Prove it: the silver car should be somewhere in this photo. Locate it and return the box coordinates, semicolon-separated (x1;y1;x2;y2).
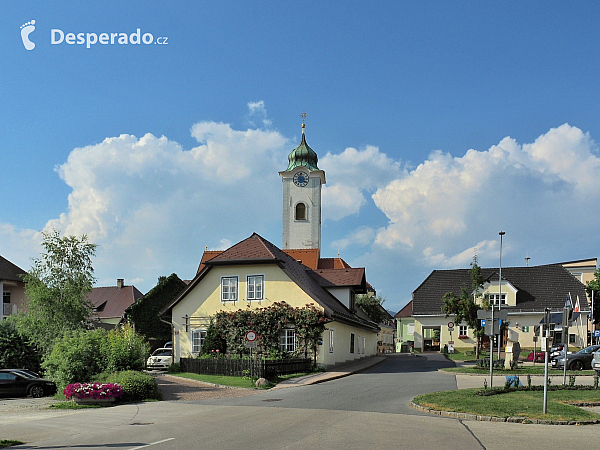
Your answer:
593;349;600;375
146;348;173;370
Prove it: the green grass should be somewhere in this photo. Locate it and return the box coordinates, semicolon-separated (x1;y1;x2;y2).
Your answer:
441;366;596;376
169;371;313;389
49;401;103;409
0;441;24;449
414;388;600;421
168;372;261;388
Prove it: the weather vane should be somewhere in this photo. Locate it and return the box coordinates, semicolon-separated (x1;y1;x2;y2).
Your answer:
300;111;307;134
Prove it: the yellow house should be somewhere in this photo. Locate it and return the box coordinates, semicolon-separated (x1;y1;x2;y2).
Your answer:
412;263;591;352
161;233;379;368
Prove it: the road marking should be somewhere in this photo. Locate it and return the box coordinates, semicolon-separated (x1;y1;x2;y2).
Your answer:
129;438;175;449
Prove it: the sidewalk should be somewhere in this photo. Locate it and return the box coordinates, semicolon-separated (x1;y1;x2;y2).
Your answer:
272;356;386;389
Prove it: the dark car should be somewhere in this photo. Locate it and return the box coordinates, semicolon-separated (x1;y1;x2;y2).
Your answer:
551;345;600;370
0;369;57;398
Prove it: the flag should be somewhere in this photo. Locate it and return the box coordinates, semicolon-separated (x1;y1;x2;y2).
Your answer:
565;294;572;309
574;295;580;313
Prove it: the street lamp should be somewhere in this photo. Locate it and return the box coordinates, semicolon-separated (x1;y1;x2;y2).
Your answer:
498;231;505;359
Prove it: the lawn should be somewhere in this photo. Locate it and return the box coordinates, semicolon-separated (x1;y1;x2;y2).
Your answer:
441;365;596;376
414;388;600;422
167;371;312;388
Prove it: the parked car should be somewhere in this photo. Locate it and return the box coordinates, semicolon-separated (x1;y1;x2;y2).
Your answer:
146;348;173;370
592;350;600;375
549;344;567;360
551;345;600;370
0;369;57;398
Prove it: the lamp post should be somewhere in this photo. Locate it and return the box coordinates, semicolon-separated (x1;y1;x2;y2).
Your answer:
498;231;505;359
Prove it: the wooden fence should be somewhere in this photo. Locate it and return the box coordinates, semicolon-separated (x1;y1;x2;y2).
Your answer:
180;357;312;379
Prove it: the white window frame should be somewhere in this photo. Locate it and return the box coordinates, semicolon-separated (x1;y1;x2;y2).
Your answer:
191;329;207;354
357;334;362;354
459;325;468;337
489;293;506;306
329;328;334;353
363;336;366;354
279;328;297;352
246;274;264;301
221;276;238;302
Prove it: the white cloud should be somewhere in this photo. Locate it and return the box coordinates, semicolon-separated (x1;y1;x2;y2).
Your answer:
331;226;376;251
246;100;273;128
37;107;290;289
320;145;403;221
372;123;600;268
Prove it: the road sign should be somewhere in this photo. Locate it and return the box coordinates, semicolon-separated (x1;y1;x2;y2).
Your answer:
245;331;257;342
594;330;600;338
448;321;455;329
244;341;257;348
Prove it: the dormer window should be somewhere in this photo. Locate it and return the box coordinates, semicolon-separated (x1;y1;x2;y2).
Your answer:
295;202;307;220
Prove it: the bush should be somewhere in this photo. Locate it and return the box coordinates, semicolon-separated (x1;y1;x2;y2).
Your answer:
475;358;505;369
105;371;160;401
42;329;107;387
0;320;40;372
167;362;180;373
101;324;149;372
41;326;150;387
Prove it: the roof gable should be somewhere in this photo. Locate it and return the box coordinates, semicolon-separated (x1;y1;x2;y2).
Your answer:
88;284;143;319
162;233;378;331
0;255;27;282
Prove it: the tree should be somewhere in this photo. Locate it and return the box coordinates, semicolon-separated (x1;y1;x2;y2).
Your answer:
356;294;388;324
441;255;487;358
15;229;97;355
586;267;600;325
124;274;186;342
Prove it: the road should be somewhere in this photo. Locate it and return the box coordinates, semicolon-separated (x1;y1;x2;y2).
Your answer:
2;353;600;449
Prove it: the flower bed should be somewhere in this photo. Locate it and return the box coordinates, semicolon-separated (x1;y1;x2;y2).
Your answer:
63;383;124;401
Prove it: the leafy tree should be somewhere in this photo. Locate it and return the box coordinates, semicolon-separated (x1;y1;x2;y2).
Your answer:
356;294;388;324
200;319;227;355
441;255;487;358
0;319;40;372
586;267;600;324
124;274;186;342
15;230;97;355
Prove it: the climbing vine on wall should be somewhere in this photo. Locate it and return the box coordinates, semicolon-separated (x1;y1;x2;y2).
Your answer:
210;302;328;359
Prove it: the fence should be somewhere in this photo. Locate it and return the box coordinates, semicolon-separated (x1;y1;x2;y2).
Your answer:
180;357;312;379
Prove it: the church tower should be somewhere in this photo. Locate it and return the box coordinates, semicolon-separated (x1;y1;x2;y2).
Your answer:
279;119;326;252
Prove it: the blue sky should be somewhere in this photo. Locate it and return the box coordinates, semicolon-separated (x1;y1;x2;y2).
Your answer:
2;2;600;313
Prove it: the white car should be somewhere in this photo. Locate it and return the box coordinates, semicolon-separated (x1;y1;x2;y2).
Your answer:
593;349;600;375
146;348;173;370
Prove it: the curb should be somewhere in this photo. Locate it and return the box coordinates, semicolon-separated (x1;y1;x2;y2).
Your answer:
409;401;600;425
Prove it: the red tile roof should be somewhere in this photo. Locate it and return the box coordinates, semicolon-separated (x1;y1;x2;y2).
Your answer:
164;233;378;332
88;284;143;320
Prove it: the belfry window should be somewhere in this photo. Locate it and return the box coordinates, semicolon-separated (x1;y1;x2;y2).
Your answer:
295;202;306;220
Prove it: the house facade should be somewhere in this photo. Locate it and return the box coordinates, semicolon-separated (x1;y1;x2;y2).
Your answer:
1;255;27;320
412;263;590;352
161;124;379;367
395;301;415;353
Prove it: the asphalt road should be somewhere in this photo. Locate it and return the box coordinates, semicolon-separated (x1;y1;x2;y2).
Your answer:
3;353;600;449
194;352;458;414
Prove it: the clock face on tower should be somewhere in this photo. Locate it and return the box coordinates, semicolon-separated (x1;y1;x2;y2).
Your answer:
293;171;309;187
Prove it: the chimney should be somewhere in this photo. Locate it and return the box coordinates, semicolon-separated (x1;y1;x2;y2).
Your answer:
117;279;125;289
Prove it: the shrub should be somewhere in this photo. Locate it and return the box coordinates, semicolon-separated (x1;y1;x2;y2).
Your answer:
0;319;41;372
105;371;160;401
167;362;180;373
101;324;150;372
42;329;107;387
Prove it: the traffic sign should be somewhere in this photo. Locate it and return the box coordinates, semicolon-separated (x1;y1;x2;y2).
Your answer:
448;321;455;329
245;330;257;342
594;330;600;338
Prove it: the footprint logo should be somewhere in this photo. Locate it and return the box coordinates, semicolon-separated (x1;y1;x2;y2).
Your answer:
20;20;36;50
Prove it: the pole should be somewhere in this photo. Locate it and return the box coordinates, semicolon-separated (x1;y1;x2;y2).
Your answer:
543;308;550;414
489;304;495;388
498;231;505;360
